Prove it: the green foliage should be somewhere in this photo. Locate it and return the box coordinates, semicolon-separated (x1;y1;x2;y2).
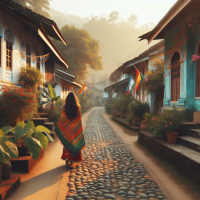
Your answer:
120;94;135;113
53;25;103;82
0;127;18;164
12;121;54;160
142;58;164;93
126;114;134;122
12;0;51;18
147;108;184;139
0;85;37;126
129;100;149;119
53;100;64;124
19;66;43;89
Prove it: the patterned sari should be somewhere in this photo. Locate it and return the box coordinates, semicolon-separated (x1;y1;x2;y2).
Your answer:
54;109;85;162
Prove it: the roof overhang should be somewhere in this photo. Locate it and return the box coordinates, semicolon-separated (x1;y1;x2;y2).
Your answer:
139;0;191;43
38;24;69;68
104;78;129;92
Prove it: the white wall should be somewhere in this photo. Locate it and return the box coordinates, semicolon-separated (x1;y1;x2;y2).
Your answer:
0;8;46;85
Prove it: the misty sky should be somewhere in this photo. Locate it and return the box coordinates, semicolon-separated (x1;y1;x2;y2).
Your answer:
50;0;177;26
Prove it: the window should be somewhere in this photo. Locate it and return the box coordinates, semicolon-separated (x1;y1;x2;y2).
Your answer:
6;41;12;70
36;51;40;70
26;44;31;67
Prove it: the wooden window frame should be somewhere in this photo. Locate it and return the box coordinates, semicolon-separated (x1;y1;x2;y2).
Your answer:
6;40;12;70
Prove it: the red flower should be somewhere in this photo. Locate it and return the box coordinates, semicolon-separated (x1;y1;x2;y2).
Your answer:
20;93;24;97
28;89;32;92
24;100;26;103
29;110;31;113
4;90;8;93
13;100;16;103
2;100;5;103
7;94;10;97
30;100;33;103
36;100;38;103
2;106;5;109
165;125;168;128
32;95;34;97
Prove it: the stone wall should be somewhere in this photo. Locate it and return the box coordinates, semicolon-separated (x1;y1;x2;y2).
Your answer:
138;131;200;186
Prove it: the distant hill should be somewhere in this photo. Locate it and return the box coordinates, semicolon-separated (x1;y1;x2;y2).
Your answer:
49;8;89;29
49;9;158;83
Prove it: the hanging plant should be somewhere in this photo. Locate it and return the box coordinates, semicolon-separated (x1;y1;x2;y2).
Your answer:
142;58;164;93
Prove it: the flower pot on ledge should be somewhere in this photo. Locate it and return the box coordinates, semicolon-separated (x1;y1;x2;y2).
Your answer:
167;132;179;144
128;121;133;126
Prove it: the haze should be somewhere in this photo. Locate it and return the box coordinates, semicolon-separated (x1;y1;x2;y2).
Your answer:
49;0;177;82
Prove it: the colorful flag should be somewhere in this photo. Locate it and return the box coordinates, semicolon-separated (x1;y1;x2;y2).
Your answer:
79;82;86;96
126;74;135;95
135;67;144;95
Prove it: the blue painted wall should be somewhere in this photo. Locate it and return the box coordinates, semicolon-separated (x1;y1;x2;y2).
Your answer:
164;18;200;111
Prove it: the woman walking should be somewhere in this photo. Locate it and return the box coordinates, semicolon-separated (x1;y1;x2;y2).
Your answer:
54;92;85;167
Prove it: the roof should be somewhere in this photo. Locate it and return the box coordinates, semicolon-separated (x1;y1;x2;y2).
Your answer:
139;0;192;43
0;0;69;68
109;40;164;79
55;68;82;88
0;0;67;45
104;78;129;92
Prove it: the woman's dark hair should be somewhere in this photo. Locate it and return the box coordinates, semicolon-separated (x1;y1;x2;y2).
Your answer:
64;92;80;119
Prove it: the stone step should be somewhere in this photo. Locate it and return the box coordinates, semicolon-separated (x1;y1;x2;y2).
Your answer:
138;131;200;185
32;118;49;126
188;129;200;139
177;136;200;153
37;113;49;118
44;122;55;130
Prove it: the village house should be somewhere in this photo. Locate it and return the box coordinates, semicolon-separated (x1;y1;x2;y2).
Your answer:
104;65;129;99
123;40;164;114
0;0;81;96
139;0;200;120
105;40;164;114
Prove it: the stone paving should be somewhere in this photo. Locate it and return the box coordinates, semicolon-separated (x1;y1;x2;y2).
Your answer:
65;109;166;200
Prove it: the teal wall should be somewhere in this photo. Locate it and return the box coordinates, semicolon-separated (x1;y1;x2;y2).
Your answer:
164;18;200;111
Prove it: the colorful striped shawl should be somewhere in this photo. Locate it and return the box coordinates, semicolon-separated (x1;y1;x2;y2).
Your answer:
54;110;85;155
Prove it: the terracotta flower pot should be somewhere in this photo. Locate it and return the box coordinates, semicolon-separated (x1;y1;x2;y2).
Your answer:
115;112;121;118
128;121;133;126
140;120;148;131
167;132;179;144
134;116;141;127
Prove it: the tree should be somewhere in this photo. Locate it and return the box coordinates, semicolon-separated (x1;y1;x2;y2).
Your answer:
53;25;103;82
12;0;51;18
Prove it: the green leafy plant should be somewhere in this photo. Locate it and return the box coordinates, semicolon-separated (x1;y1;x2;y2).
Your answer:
39;84;60;121
147;108;184;139
12;121;54;160
126;114;134;122
0;126;18;164
129;100;149;120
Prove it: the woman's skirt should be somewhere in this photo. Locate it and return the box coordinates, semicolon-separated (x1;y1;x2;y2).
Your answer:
61;147;82;162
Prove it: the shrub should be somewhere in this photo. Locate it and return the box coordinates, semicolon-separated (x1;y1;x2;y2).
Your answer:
19;66;43;89
0;85;36;126
53;100;64;124
147;108;184;139
129;100;149;119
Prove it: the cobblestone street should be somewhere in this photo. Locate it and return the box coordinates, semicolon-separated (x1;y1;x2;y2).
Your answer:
66;109;166;200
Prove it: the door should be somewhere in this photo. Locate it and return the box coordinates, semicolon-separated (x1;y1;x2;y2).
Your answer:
171;52;180;101
196;46;200;96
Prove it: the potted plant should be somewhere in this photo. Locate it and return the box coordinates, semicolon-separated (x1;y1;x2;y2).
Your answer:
163;109;184;144
129;100;149;127
12;121;54;160
127;114;134;125
39;84;60;121
0;126;18;181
